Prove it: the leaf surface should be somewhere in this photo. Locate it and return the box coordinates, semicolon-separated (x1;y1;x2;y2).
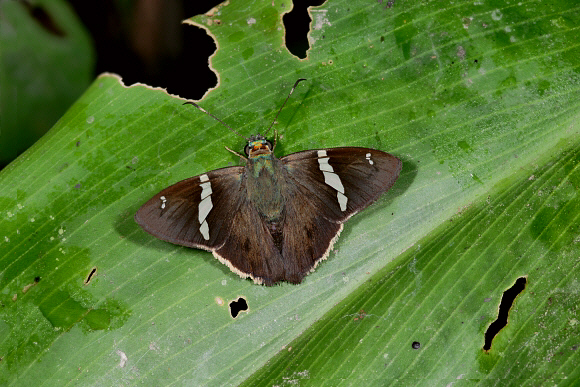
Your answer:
0;0;578;385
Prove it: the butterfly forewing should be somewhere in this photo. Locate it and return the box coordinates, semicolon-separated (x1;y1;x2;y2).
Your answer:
282;148;402;221
135;166;244;250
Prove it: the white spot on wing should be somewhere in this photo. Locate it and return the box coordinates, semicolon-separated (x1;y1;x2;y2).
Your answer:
337;192;348;211
366;152;374;165
198;175;213;238
200;220;210;240
317;150;348;212
200;182;212;199
160;195;167;209
323;171;344;193
317;157;334;172
198;197;213;224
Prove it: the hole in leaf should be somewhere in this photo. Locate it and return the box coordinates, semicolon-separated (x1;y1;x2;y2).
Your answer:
283;0;327;59
229;297;248;319
68;2;221;100
483;276;527;352
411;341;421;349
179;23;218;99
84;267;97;285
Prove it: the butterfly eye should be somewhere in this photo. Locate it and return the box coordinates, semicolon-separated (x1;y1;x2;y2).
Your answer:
244;144;251;156
265;140;273;150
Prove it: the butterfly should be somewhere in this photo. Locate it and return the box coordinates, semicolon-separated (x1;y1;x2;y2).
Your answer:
135;79;402;285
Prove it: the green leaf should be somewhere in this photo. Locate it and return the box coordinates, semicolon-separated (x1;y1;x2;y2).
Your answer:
1;0;578;385
244;138;580;385
0;0;94;167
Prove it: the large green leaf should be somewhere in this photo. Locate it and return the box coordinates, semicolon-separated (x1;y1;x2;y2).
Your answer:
244;138;580;385
1;0;578;385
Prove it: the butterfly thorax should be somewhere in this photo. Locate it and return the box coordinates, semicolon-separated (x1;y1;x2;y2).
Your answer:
245;140;285;222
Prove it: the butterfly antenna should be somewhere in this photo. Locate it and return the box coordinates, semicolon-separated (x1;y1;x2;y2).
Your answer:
183;101;248;140
263;78;307;136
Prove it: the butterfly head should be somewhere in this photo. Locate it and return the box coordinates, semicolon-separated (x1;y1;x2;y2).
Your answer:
245;135;273;158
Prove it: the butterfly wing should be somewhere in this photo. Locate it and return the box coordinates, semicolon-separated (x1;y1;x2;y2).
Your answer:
213;197;287;285
135;166;246;250
135;165;287;285
277;181;344;283
278;148;402;282
282;148;402;221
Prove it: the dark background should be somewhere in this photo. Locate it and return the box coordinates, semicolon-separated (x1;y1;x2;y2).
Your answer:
68;0;324;100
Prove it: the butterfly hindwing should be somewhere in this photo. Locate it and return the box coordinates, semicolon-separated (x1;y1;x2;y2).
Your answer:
278;179;344;283
213;197;286;285
135;166;245;250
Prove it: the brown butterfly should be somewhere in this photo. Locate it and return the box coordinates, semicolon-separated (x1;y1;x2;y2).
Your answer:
135;80;401;285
